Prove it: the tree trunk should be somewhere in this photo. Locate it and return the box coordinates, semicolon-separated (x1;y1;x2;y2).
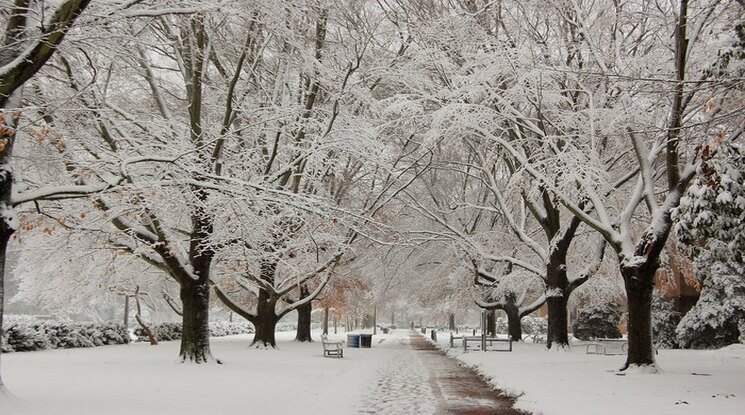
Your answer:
486;309;496;335
295;286;312;342
622;265;657;369
546;256;570;349
323;307;329;335
0;228;12;387
503;305;522;341
178;281;214;363
546;294;569;349
545;215;581;350
449;313;455;331
0;109;19;387
253;316;278;347
252;288;279;347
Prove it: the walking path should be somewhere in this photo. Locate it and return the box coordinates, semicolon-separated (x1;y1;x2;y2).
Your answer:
357;330;526;414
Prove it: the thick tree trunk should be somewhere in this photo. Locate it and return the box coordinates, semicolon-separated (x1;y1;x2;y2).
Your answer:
545;215;581;350
503;305;522;341
546;294;569;349
253;316;278;347
622;265;657;369
252;289;279;347
178;281;214;363
295;287;313;342
322;308;329;335
449;313;455;331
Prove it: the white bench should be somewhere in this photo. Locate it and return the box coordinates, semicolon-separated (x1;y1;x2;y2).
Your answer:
321;334;344;358
463;335;512;352
585;338;627;355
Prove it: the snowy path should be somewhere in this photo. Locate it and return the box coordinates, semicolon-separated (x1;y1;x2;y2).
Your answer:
357;331;525;414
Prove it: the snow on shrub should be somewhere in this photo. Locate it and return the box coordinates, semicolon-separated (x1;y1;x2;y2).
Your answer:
572;303;623;340
676;259;745;349
133;322;253;342
673;140;745;349
652;291;681;349
520;316;548;336
494;316;548;336
1;320;255;352
1;321;128;353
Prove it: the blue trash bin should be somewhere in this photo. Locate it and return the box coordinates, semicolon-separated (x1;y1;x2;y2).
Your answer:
359;334;373;348
347;334;361;348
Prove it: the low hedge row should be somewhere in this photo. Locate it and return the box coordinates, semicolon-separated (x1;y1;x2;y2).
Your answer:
131;321;254;342
1;322;129;353
2;321;254;353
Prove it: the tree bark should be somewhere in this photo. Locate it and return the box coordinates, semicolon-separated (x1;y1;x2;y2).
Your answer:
621;264;657;369
178;281;214;363
546;294;569;349
322;307;329;335
486;309;496;335
252;288;279;347
449;313;455;331
546;250;571;349
134;288;157;346
503;304;522;341
545;214;581;349
0;0;92;107
295;285;313;342
0;107;20;388
0;228;11;387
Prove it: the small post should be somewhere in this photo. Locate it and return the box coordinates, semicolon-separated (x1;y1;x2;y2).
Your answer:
323;307;329;335
373;304;377;335
481;311;487;352
123;295;130;334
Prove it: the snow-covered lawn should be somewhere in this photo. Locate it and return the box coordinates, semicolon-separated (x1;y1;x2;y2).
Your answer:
1;331;385;415
2;329;743;415
435;335;745;415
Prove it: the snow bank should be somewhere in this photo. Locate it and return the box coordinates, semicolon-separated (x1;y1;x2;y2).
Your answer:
436;336;745;415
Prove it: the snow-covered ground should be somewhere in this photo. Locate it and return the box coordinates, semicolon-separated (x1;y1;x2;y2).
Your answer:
2;329;743;414
434;334;745;415
1;330;388;415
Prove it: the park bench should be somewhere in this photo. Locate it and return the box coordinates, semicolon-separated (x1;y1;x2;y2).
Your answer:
585;338;627;355
462;335;512;352
321;334;344;358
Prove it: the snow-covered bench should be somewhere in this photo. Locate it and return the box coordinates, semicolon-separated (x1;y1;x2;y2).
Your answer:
462;335;512;352
321;334;344;358
585;339;627;355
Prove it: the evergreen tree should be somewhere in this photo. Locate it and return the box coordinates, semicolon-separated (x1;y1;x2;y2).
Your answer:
651;291;681;349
